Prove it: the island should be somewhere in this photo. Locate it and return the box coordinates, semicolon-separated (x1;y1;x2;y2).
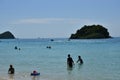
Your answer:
0;31;15;39
70;25;111;39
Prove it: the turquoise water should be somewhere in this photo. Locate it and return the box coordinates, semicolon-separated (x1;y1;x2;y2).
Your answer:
0;38;120;80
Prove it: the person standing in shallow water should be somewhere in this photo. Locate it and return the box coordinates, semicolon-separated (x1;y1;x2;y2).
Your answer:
77;56;83;64
67;54;74;67
8;65;15;74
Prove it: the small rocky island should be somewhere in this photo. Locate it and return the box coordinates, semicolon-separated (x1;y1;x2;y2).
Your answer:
0;31;15;39
70;25;111;39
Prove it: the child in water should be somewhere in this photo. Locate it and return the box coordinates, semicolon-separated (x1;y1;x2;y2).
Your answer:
8;65;15;74
77;56;83;64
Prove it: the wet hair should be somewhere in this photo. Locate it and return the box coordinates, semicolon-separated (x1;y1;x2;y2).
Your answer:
78;56;81;58
68;54;70;57
10;65;13;68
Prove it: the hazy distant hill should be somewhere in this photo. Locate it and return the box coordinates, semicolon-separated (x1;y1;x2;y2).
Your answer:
0;31;15;39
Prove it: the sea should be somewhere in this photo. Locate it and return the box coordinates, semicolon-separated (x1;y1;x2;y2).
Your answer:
0;38;120;80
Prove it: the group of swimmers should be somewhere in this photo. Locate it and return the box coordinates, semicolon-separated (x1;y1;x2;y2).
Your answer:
14;46;21;50
67;54;83;68
8;65;40;76
8;54;83;75
46;46;51;49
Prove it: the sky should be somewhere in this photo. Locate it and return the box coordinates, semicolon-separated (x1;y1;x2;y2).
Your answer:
0;0;120;38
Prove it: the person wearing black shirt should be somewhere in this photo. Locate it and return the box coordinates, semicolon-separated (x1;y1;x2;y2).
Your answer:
8;65;15;74
77;56;83;64
67;54;74;67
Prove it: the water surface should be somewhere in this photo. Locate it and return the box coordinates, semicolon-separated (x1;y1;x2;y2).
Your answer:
0;38;120;80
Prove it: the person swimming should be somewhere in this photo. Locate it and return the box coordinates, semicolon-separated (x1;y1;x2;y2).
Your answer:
31;70;40;76
14;46;18;50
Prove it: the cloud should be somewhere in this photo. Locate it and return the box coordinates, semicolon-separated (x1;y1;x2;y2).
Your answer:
66;19;102;25
12;18;65;24
12;18;101;25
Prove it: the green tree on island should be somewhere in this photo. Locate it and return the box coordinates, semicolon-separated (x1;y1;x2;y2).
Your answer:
70;25;111;39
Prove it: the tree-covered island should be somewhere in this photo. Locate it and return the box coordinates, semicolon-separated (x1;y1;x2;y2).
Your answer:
0;31;15;39
70;25;111;39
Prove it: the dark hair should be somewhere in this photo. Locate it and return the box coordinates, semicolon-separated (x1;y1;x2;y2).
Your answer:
10;65;13;68
68;54;70;57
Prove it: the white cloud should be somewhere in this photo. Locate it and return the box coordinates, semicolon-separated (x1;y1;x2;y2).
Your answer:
12;18;101;25
68;19;99;25
12;18;65;24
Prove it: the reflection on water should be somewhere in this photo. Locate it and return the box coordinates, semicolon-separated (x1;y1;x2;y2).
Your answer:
77;63;83;70
67;63;83;72
67;65;74;80
31;76;40;80
67;63;75;75
67;63;83;80
67;65;73;71
8;74;14;80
